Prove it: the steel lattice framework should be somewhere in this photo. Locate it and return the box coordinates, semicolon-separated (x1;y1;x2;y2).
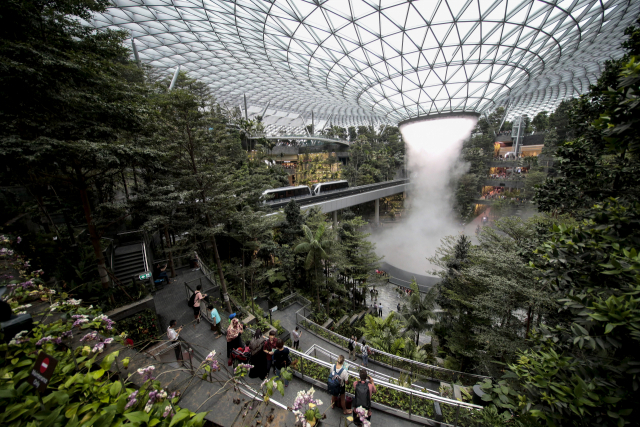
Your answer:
92;0;639;126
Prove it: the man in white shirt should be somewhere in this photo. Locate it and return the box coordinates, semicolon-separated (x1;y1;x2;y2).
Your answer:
378;303;383;317
291;326;302;350
168;320;183;360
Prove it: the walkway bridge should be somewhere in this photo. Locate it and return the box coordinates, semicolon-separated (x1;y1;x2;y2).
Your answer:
265;179;409;218
248;133;350;146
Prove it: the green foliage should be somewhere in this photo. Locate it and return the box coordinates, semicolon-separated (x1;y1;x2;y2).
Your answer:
294;222;334;311
116;309;160;345
398;280;438;346
0;316;205;427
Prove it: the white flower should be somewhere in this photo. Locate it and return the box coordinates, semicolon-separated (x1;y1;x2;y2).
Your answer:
144;402;153;413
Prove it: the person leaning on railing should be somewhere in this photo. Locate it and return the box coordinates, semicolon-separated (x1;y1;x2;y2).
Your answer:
167;320;183;361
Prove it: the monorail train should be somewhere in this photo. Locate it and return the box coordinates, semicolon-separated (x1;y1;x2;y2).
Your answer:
261;185;312;201
311;180;349;195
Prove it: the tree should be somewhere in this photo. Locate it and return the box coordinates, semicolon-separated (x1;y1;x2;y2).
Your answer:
523;170;546;199
232;206;276;310
398;280;438;345
482;23;640;425
484;200;640;426
338;211;381;311
0;0;159;289
151;73;248;313
294;224;333;311
359;312;406;354
531;111;549;133
539;128;559;158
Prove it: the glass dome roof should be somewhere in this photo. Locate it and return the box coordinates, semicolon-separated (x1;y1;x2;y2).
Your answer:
91;0;639;125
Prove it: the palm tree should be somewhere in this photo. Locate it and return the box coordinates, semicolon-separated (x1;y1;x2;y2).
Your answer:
294;224;333;311
398;279;439;346
359;312;405;354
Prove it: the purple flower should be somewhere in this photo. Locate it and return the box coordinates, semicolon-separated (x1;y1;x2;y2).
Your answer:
125;390;138;409
80;331;98;342
137;366;156;381
16;236;21;244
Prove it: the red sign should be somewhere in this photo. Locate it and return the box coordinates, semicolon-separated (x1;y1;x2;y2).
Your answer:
27;352;58;392
40;358;49;374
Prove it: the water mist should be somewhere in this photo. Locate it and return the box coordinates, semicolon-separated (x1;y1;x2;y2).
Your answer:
370;114;478;275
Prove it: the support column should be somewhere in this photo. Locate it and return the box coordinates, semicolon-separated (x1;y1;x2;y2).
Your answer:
333;210;338;228
375;199;380;225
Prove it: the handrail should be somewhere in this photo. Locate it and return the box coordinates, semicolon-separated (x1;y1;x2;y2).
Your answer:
296;311;490;386
305;344;435;394
290;346;479;409
287;346;481;427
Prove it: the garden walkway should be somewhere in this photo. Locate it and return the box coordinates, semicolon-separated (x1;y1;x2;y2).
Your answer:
152;268;427;427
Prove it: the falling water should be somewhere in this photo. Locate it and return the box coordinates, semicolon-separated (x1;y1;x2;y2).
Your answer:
370;115;478;274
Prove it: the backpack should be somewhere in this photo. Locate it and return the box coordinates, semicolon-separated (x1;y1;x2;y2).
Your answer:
354;381;371;410
327;366;344;396
187;292;196;308
348;340;354;351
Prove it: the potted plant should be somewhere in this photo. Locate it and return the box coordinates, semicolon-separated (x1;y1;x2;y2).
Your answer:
292;387;325;426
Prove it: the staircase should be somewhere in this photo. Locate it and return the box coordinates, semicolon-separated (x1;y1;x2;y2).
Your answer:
112;244;147;285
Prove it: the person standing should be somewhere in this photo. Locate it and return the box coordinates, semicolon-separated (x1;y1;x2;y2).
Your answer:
193;285;206;324
378;303;383;317
208;304;222;337
373;303;378;316
273;339;291;387
353;369;376;426
329;355;351;414
348;335;357;361
167;320;183;361
249;329;268;379
361;340;370;367
291;326;302;350
396;303;400;312
226;315;244;362
264;330;277;377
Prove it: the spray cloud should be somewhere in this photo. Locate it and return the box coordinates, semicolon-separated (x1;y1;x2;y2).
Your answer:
371;115;478;274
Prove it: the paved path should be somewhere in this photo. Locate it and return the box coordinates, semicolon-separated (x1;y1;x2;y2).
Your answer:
152;268;428;426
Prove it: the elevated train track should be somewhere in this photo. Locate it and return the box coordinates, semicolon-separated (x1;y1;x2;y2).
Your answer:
265;179;409;213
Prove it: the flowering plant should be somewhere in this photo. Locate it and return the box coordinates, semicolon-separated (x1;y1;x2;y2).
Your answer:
233;363;253;377
353;406;371;427
292;387;324;426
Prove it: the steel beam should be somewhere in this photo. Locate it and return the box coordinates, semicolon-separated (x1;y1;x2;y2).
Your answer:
168;65;180;91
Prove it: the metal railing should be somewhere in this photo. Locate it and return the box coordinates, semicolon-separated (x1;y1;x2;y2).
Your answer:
153;254;192;270
279;292;312;310
287;346;482;426
295;310;490;387
304;344;436;395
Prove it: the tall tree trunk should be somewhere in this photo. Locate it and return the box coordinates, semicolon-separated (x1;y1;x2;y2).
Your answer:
315;255;321;312
78;181;110;289
250;270;255;316
241;249;246;303
525;305;532;338
121;170;129;201
209;225;233;314
164;224;175;278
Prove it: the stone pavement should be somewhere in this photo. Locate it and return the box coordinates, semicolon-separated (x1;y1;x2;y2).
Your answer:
152;267;428;427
